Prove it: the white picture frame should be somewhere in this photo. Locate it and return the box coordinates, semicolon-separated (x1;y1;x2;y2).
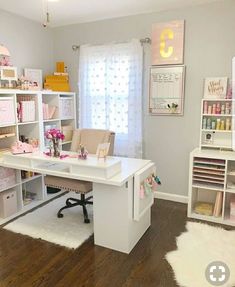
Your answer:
0;66;17;81
96;143;110;159
24;68;42;90
203;132;214;145
149;65;185;115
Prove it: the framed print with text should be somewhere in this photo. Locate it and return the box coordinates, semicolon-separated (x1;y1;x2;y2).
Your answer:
149;65;185;115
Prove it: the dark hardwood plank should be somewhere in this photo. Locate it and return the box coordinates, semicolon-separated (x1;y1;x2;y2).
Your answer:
0;199;190;287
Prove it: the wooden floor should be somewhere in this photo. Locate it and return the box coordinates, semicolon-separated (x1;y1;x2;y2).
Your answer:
0;199;188;287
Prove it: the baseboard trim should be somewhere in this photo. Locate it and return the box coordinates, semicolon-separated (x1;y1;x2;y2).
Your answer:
154;191;188;204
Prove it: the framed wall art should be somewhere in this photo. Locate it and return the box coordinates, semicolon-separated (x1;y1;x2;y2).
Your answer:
152;20;185;65
203;77;228;99
24;68;42;90
149;65;185;115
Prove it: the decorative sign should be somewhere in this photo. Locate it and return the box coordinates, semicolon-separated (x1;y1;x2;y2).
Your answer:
152;20;185;65
204;77;228;99
149;65;185;115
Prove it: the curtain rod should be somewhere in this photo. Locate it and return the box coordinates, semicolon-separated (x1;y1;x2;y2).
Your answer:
72;37;151;51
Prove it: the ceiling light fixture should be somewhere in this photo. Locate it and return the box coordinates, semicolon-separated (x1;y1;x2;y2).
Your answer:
42;0;50;27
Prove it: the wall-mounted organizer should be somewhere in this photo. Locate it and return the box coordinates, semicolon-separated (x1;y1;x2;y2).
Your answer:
188;148;235;226
0;89;76;224
200;99;233;150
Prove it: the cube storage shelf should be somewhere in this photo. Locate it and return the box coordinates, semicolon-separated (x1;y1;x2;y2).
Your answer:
188;148;235;226
0;89;76;224
200;98;233;150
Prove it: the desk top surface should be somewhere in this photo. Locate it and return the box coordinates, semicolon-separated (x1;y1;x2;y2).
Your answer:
0;151;153;186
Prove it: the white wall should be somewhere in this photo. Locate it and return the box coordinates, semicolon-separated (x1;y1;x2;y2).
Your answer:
52;0;235;196
0;9;54;76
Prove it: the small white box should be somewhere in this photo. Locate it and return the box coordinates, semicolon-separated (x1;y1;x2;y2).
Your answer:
0;189;17;218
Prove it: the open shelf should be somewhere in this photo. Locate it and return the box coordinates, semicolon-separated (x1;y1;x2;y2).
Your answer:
0;90;76;223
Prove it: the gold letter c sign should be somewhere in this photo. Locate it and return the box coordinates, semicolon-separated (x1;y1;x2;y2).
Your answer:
160;28;174;58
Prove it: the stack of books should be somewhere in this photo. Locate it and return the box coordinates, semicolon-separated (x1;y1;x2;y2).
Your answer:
42;103;57;120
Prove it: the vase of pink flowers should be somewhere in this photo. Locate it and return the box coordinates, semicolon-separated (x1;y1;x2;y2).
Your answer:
45;128;65;157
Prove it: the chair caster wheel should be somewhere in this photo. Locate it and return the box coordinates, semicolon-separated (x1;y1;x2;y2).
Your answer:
84;218;90;224
57;213;64;218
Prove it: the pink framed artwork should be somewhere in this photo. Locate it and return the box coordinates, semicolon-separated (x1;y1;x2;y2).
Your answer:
152;20;185;65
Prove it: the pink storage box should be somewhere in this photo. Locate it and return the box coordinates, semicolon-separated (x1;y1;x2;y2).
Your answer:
0;97;15;125
0;167;16;190
0;189;17;218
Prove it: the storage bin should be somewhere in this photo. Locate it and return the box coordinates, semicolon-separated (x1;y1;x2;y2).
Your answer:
0;167;16;190
0;189;17;218
0;97;15;125
59;98;74;119
62;125;73;142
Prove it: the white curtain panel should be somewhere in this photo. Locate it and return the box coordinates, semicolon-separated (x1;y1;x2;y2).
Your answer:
79;39;143;158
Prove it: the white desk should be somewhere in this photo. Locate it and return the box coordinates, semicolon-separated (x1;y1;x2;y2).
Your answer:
1;151;156;253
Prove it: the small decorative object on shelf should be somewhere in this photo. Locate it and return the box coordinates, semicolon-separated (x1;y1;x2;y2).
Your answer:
78;145;88;160
11;141;38;154
96;143;110;160
45;128;65;158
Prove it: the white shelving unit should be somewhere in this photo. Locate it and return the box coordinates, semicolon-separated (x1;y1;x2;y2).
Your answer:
199;98;233;150
0;89;76;224
188;148;235;226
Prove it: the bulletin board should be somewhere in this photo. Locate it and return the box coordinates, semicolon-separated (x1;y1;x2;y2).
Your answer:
149;65;185;115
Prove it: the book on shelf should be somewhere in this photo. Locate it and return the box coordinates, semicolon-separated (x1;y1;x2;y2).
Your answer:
42;103;57;120
213;191;223;217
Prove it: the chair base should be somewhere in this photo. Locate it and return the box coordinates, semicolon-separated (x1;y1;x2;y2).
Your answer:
57;194;93;224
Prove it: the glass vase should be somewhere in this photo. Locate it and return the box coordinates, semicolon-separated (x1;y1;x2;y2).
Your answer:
52;139;60;158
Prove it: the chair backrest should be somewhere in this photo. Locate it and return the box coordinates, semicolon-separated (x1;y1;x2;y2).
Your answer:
70;129;115;155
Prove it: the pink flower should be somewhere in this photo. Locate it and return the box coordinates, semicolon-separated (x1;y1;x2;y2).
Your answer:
45;128;65;141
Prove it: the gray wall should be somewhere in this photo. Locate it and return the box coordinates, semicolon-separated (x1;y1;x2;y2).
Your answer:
0;9;54;76
52;0;235;197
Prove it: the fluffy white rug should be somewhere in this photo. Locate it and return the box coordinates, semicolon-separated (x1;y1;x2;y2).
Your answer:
166;222;235;287
3;192;93;249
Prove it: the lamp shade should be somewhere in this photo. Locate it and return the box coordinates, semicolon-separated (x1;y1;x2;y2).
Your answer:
0;44;10;56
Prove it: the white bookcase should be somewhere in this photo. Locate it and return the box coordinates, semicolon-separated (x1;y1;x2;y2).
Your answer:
0;89;76;224
188;148;235;227
200;98;233;150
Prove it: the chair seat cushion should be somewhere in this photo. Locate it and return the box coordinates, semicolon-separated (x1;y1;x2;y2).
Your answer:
44;175;92;193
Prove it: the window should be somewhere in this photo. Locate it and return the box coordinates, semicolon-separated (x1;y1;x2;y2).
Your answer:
79;40;143;158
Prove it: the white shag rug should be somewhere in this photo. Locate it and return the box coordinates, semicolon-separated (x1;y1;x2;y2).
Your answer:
3;192;93;249
166;222;235;287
